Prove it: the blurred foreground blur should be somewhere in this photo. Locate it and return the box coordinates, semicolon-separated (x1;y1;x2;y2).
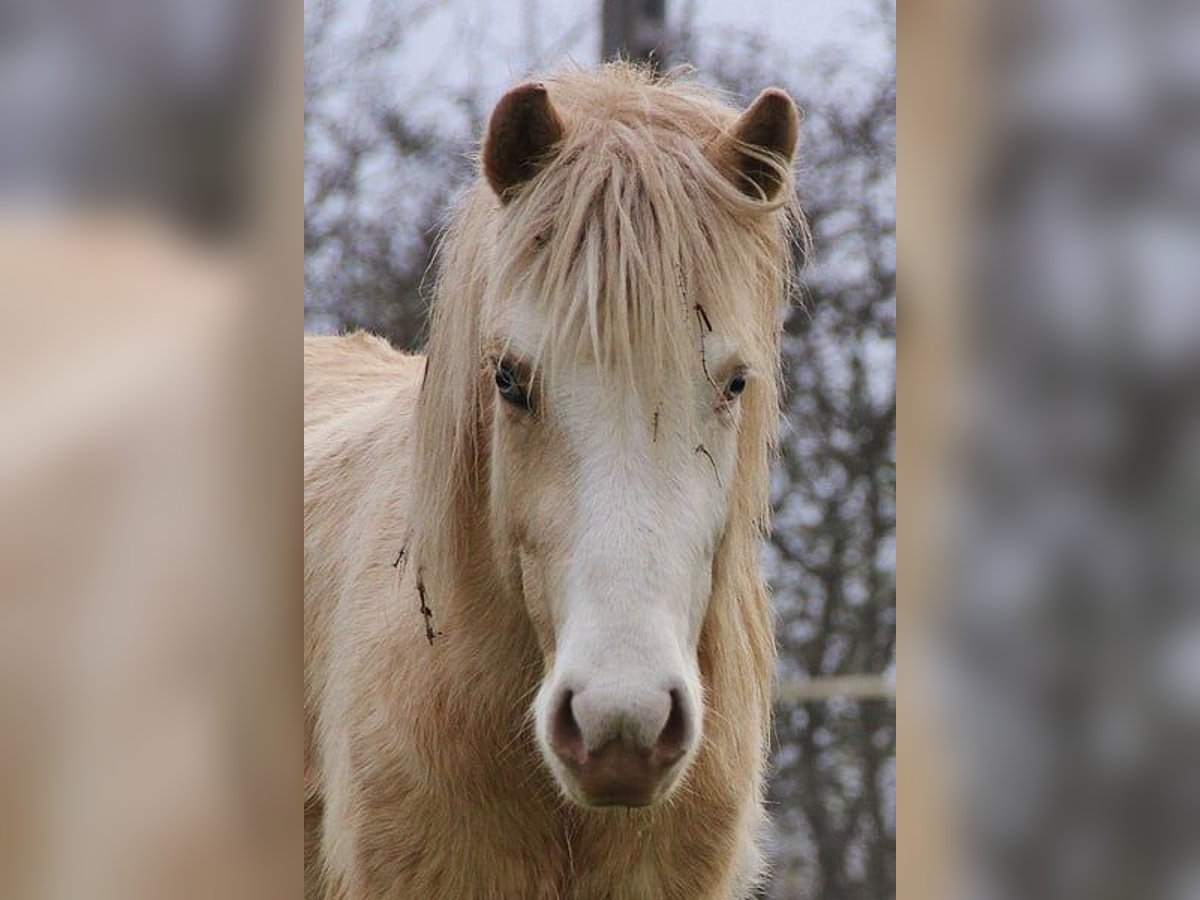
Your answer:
0;2;300;899
904;0;1200;898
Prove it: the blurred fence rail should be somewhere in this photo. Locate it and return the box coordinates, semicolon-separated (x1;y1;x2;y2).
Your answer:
776;675;895;703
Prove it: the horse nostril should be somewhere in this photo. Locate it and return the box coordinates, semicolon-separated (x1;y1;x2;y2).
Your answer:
655;689;689;764
549;689;586;765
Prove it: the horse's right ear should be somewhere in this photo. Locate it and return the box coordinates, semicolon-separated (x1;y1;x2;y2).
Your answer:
483;82;565;202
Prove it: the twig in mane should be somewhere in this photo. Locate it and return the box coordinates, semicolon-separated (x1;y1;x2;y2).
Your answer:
694;303;717;388
416;569;439;645
695;443;722;486
420;356;430;391
392;544;407;570
674;261;689;314
653;403;661;442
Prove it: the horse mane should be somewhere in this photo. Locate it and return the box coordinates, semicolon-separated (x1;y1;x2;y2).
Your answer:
410;63;800;632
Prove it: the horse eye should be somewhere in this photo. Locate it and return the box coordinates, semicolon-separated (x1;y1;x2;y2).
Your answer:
725;373;748;399
494;361;531;409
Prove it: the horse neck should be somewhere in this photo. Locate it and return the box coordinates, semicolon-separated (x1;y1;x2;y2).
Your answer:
421;423;543;691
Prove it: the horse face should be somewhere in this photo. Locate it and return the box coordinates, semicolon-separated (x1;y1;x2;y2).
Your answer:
474;70;797;813
486;310;748;808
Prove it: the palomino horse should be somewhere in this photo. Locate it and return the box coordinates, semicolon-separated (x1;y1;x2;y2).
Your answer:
305;65;799;899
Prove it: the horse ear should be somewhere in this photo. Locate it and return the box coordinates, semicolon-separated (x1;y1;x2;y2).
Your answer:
710;88;799;200
483;82;565;202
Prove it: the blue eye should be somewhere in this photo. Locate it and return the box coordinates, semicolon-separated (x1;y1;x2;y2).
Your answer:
495;360;531;409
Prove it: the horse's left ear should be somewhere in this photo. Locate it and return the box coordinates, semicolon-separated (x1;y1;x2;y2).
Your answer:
483;82;565;202
710;88;799;200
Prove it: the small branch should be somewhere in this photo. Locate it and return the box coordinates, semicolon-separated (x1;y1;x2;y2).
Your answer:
675;262;689;314
391;533;412;579
695;443;722;486
416;568;440;646
694;303;717;388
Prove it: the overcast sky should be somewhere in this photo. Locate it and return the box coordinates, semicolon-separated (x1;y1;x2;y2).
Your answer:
314;0;893;147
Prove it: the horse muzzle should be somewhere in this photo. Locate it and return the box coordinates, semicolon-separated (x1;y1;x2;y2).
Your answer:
543;680;697;807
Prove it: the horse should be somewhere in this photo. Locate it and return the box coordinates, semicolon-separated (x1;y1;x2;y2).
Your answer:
304;64;800;899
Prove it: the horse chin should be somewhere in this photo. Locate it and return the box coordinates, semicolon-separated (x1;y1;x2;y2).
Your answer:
544;751;691;811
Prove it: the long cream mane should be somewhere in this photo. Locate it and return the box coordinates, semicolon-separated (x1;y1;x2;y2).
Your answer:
305;63;801;899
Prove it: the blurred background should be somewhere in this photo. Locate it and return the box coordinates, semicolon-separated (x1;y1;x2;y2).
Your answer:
902;0;1200;898
304;2;897;898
